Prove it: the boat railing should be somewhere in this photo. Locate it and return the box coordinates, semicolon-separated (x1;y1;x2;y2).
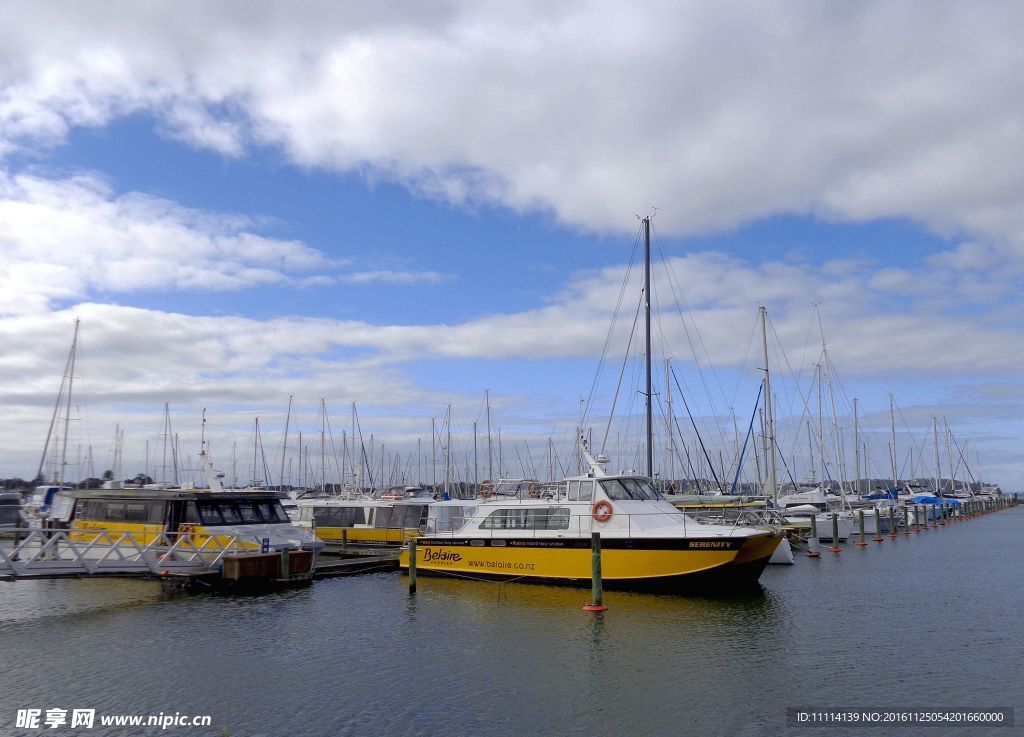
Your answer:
442;507;763;538
0;527;247;580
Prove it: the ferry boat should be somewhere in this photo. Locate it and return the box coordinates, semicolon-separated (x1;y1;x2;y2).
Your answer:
47;487;322;552
292;491;433;546
399;445;783;592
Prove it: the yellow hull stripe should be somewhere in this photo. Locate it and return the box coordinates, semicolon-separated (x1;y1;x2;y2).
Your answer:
399;534;780;581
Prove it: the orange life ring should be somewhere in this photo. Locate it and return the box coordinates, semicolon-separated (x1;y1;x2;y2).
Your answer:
592;500;613;523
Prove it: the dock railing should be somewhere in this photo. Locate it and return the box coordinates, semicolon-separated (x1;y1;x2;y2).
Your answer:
0;528;244;581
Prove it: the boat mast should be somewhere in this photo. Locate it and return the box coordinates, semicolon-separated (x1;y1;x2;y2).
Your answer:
37;318;80;485
759;306;777;502
665;358;674;490
889;393;897;490
486;389;493;481
57;318;79;487
280;394;293;492
853;398;860;496
643;216;654;479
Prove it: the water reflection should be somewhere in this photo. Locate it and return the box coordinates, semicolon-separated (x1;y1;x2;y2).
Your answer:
0;510;1019;737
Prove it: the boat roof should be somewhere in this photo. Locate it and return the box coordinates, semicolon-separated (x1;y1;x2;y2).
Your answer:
56;488;287;502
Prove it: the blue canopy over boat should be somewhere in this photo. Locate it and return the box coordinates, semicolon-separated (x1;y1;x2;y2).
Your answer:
913;495;961;507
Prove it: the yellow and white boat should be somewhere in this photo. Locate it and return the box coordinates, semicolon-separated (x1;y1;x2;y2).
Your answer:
48;487;322;552
292;491;433;546
400;446;783;592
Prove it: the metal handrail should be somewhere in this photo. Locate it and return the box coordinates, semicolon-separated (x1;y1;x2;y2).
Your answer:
0;528;245;580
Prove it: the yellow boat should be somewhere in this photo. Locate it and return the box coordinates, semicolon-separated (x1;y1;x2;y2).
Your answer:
292;494;433;546
400;448;783;592
48;488;322;552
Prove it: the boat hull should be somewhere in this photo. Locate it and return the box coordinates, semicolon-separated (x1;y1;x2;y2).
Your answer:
399;532;782;592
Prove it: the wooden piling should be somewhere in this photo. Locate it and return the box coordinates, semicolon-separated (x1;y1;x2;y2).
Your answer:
888;506;897;538
582;532;608;612
807;515;821;557
828;513;842;553
856;510;868;547
874;509;884;542
903;505;912;535
408;537;417;594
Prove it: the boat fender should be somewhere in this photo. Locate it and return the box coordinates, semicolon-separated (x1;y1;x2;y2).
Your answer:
592;500;613;523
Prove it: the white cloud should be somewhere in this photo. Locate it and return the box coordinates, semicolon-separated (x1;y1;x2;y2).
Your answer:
1;2;1023;487
0;171;335;315
2;1;1024;256
339;270;454;285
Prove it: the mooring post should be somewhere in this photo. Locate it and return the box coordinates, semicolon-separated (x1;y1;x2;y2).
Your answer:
408;537;417;594
903;506;912;535
583;532;608;612
342;528;348;551
874;509;884;542
889;506;897;538
828;513;842;553
856;510;868;547
807;516;821;557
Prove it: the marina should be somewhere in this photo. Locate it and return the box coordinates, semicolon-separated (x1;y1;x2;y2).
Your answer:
3;4;1024;736
1;502;1020;736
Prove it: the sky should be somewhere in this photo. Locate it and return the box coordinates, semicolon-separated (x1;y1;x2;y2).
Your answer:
0;1;1021;490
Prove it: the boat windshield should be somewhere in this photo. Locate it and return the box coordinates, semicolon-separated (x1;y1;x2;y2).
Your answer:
599;478;663;501
197;500;289;525
426;505;477;533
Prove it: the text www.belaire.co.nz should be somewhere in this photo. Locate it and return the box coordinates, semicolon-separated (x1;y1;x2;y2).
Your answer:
468;560;535;570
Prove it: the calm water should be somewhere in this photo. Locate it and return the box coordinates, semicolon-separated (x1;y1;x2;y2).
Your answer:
1;508;1021;737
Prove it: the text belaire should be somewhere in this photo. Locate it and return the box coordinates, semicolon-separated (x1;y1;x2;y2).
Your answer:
422;548;463;562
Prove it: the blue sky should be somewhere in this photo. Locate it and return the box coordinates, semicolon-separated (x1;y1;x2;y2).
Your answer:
1;2;1021;490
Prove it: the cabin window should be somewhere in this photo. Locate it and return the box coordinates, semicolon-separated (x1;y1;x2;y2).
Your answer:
107;503;126;521
74;499;92;520
600;478;659;501
197;502;224;525
0;504;19;525
237;502;261;523
578;481;595;501
124;503;153;523
427;505;475;533
258;502;288;523
183;502;201;524
391;505;427;529
482;509;527;529
567;481;580;501
313;507;365;527
373;507;394;529
480;507;570;530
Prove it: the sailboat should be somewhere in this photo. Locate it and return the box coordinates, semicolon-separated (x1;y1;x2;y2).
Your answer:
400;217;783;591
25;319;81;526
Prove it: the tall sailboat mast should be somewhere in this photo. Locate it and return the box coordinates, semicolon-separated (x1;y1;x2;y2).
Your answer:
643;216;654;479
38;318;80;485
759;306;777;501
